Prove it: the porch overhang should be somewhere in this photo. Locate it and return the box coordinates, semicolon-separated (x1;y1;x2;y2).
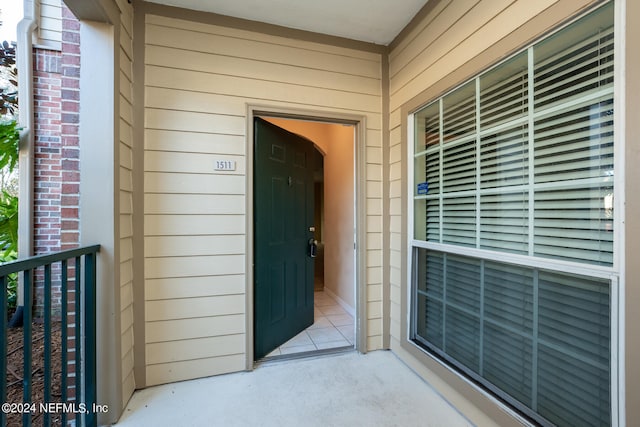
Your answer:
64;0;120;24
144;0;429;45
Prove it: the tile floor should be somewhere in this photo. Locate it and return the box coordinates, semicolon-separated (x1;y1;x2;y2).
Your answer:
265;290;354;357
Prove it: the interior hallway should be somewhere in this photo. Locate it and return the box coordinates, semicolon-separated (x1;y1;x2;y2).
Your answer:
114;351;476;427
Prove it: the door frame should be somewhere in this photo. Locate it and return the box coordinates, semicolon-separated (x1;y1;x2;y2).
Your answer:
246;104;367;368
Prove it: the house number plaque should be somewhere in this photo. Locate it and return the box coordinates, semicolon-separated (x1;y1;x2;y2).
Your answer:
215;160;236;171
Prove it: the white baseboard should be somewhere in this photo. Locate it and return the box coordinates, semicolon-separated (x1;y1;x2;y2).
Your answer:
323;287;355;317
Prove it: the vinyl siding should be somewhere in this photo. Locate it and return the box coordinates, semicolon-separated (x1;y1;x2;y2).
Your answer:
387;0;600;424
37;0;62;50
117;0;136;408
143;14;383;385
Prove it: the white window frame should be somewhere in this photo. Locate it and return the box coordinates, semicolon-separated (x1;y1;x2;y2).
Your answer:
405;2;623;424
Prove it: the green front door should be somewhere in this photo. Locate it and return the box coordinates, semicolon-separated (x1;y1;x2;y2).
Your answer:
254;118;315;360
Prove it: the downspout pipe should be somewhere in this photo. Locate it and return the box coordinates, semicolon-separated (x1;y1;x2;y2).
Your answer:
12;0;37;325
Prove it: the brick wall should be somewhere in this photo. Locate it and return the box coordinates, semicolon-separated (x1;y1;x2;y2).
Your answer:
59;10;81;398
33;48;63;317
32;5;81;318
33;49;62;256
30;5;83;401
60;6;80;251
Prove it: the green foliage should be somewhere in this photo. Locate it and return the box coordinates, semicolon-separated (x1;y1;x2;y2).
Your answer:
0;40;18;116
0;251;17;310
0;190;18;256
0;119;19;171
0;120;19;259
0;185;18;313
0;40;19;311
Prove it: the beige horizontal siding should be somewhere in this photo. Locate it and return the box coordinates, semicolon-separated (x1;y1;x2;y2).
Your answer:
145;87;246;117
146;14;380;61
145;255;245;280
145;18;379;78
118;0;135;408
145;44;381;96
144;215;245;237
144;11;383;385
146;354;245;386
146;334;245;365
146;295;245;322
36;0;62;49
145;235;245;257
145;275;244;301
145;151;246;175
388;0;454;69
366;129;383;310
367;269;382;287
145;129;245;155
145;108;246;134
146;315;245;343
145;66;381;113
144;194;245;215
145;173;245;195
391;0;492;80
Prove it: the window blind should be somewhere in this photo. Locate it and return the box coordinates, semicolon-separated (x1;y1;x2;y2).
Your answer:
444;255;481;372
415;250;444;347
534;20;613;111
442;196;475;247
443;82;475;142
414;250;611;427
534;98;614;184
442;139;476;192
534;185;613;265
480;52;528;130
480;192;528;254
412;2;614;267
537;271;611;426
413;149;440;198
418;103;440;152
480;125;529;189
483;261;535;407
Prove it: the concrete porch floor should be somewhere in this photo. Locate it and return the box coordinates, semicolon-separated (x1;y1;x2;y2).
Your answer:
113;350;475;427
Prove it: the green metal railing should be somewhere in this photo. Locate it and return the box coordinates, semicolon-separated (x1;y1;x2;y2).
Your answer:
1;245;100;427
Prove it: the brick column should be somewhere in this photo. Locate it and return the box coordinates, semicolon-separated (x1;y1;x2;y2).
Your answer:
60;5;81;251
33;48;62;254
31;6;81;318
33;48;62;316
29;4;83;405
60;5;81;402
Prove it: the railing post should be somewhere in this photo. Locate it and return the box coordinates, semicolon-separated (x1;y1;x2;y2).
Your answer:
84;252;97;427
61;259;68;427
74;256;81;427
1;276;7;427
22;269;32;427
43;263;52;427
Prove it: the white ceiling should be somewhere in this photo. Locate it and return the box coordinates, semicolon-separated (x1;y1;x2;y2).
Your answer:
146;0;429;45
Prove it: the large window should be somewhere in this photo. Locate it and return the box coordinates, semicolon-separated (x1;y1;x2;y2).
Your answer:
410;3;615;426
